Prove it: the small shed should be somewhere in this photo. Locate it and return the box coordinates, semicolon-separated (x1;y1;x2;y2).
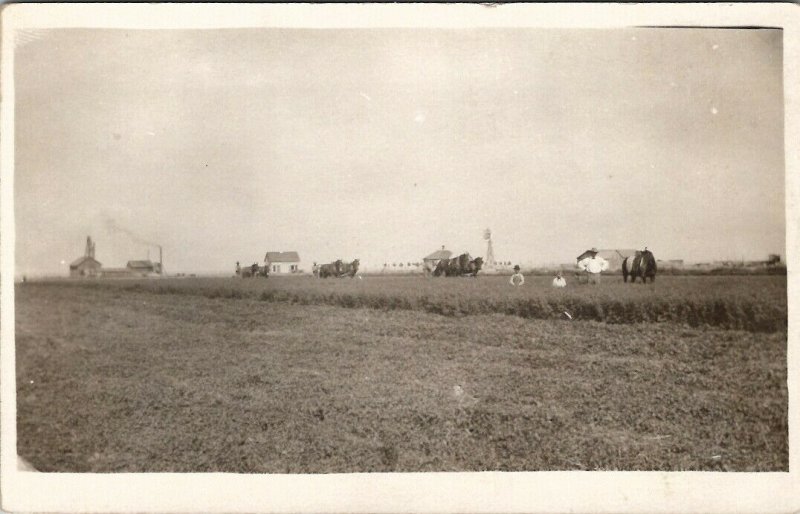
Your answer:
69;256;102;277
265;251;301;274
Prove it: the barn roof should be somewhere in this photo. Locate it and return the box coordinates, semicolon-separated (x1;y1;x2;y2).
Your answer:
424;249;452;261
127;260;156;270
265;251;300;263
70;256;102;268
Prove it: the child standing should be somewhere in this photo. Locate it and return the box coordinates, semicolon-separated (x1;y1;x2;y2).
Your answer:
509;265;525;286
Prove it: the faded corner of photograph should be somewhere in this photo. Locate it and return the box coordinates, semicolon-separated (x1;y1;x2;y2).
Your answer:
12;24;787;473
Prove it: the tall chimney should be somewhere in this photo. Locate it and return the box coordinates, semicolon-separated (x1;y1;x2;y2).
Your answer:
159;246;163;275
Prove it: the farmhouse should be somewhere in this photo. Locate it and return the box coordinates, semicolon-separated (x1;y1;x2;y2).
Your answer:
69;236;102;277
69;256;102;277
423;246;452;272
265;251;301;274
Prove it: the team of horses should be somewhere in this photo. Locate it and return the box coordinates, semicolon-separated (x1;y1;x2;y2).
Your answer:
313;259;360;279
431;253;484;277
236;262;269;278
313;254;485;279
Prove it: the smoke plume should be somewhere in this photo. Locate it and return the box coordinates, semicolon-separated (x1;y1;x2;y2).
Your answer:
103;217;161;248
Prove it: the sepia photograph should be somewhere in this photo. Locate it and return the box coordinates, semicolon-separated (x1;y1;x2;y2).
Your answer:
1;3;798;513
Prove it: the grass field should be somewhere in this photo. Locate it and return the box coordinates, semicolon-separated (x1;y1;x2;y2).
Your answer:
42;274;787;332
15;275;788;472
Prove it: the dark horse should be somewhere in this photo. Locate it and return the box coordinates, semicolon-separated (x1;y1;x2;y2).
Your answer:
433;253;469;277
433;253;484;277
318;259;360;278
318;260;343;278
462;256;484;277
623;249;657;283
237;262;268;278
338;259;360;278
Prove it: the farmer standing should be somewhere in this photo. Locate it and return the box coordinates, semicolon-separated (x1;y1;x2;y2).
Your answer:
578;248;609;284
552;270;567;288
509;265;525;286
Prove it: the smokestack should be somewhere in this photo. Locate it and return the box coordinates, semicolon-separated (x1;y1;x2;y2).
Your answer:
159;246;163;275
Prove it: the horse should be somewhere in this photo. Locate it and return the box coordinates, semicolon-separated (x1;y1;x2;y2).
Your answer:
433;253;467;277
454;253;471;276
318;260;343;279
237;261;254;278
337;259;360;278
462;256;484;277
238;262;267;278
433;253;483;277
432;255;459;276
623;249;657;283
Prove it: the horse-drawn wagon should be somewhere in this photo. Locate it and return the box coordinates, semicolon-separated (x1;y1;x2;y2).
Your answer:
315;259;360;278
236;261;269;278
432;253;484;277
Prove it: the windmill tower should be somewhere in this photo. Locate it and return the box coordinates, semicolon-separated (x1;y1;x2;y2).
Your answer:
85;236;95;258
483;228;495;268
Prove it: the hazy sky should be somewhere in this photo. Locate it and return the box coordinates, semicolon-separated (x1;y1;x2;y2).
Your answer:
14;28;784;275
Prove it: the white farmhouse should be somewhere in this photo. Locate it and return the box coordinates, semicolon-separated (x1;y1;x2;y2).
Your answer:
265;251;302;274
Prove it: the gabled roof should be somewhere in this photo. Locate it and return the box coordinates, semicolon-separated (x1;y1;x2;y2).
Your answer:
424;249;452;261
127;260;155;270
265;251;300;263
70;256;102;268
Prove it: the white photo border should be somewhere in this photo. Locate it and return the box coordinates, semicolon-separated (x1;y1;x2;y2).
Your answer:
1;3;797;513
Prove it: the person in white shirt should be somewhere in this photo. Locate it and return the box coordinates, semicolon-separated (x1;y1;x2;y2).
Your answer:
552;271;567;288
509;265;524;286
578;248;609;284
